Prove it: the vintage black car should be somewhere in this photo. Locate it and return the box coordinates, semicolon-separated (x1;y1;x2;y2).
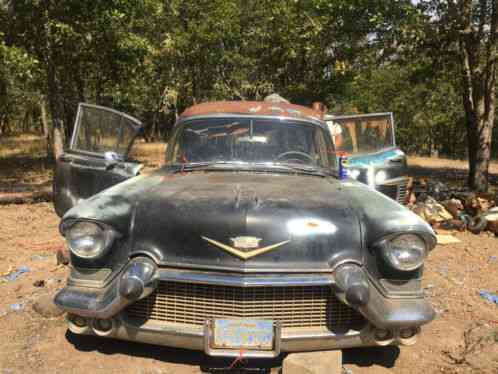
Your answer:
54;101;436;359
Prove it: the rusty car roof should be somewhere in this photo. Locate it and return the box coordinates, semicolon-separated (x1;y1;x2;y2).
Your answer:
178;101;324;123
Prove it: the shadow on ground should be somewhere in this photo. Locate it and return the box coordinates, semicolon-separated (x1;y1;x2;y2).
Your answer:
343;346;400;368
408;164;498;187
67;331;400;372
66;331;284;372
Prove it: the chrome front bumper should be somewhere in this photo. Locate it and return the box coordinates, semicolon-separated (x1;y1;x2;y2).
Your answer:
56;258;435;355
68;314;382;357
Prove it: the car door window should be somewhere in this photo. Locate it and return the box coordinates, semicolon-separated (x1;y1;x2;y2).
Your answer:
71;104;141;157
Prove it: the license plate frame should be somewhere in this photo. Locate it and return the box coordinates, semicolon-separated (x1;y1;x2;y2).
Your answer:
204;319;281;358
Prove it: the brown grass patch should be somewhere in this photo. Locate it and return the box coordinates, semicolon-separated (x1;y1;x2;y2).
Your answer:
409;156;498;174
131;140;166;171
0;134;52;192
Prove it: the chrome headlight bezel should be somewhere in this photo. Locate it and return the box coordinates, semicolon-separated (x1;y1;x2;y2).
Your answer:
61;220;120;259
375;170;388;184
376;233;432;272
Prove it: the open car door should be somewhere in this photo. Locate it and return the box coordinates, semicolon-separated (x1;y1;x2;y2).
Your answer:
53;103;143;217
324;113;395;154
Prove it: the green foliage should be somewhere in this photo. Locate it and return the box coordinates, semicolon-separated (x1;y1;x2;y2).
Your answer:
0;31;39;133
0;0;496;162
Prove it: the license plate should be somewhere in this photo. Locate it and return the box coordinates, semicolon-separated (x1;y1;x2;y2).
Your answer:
212;319;274;350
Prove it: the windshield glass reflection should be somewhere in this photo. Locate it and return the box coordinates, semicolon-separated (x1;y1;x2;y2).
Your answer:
167;118;336;169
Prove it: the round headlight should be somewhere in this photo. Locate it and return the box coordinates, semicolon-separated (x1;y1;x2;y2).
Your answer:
381;234;427;271
375;170;387;184
65;221;107;259
348;169;360;180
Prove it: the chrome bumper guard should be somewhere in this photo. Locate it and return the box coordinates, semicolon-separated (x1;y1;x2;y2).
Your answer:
56;257;435;353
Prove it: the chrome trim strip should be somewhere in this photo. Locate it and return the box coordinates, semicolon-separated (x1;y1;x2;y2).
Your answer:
153;258;362;274
175;113;326;129
157;269;335;287
379;176;409;186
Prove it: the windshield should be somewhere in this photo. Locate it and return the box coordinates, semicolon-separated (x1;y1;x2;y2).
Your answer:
326;114;395;155
166;118;336;170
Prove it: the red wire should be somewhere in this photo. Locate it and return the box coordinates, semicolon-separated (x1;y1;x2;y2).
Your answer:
228;348;245;369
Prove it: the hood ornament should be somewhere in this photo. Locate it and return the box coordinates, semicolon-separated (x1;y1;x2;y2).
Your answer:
230;236;261;250
202;236;290;260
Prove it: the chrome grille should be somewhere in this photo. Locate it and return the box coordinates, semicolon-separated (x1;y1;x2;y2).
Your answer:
397;179;408;204
378;179;409;205
125;281;365;330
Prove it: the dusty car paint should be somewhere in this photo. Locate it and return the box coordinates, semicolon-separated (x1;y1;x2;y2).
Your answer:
179;100;323;122
63;169;432;274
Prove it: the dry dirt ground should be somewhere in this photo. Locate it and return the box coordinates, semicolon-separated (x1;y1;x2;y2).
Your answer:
0;136;497;373
1;201;497;374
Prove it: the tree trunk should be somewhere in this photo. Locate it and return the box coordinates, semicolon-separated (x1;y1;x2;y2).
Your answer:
40;97;53;159
456;0;497;192
52;120;64;159
461;53;496;191
46;60;65;159
466;106;494;191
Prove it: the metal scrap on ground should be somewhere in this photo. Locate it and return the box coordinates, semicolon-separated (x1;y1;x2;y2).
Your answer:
406;179;498;238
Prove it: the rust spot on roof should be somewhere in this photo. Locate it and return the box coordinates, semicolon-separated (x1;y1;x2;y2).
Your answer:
179;101;323;122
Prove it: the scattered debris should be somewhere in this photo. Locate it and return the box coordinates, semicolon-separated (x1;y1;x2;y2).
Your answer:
33;280;45;288
436;234;461;245
408;179;498;237
56;249;70;266
467;216;488;234
479;290;498;306
440;219;466;231
0;265;30;282
412;197;453;223
9;303;24;312
32;294;64;318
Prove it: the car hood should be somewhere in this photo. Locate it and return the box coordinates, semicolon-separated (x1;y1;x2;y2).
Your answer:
132;171;362;272
64;170;361;272
64;169;433;273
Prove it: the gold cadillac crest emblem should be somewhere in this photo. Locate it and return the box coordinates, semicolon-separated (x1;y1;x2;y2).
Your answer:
230;236;262;250
202;236;290;260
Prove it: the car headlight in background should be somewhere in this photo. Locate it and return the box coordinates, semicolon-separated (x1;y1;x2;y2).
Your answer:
380;234;427;271
375;170;387;184
64;221;118;259
347;169;360;180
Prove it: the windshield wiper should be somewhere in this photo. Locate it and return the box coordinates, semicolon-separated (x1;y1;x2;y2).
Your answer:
173;161;329;177
265;163;329;177
174;161;233;172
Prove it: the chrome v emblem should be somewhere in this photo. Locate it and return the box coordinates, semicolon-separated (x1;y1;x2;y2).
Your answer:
201;236;290;260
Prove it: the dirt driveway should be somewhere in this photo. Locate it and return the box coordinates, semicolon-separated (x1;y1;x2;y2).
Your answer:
0;201;497;374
